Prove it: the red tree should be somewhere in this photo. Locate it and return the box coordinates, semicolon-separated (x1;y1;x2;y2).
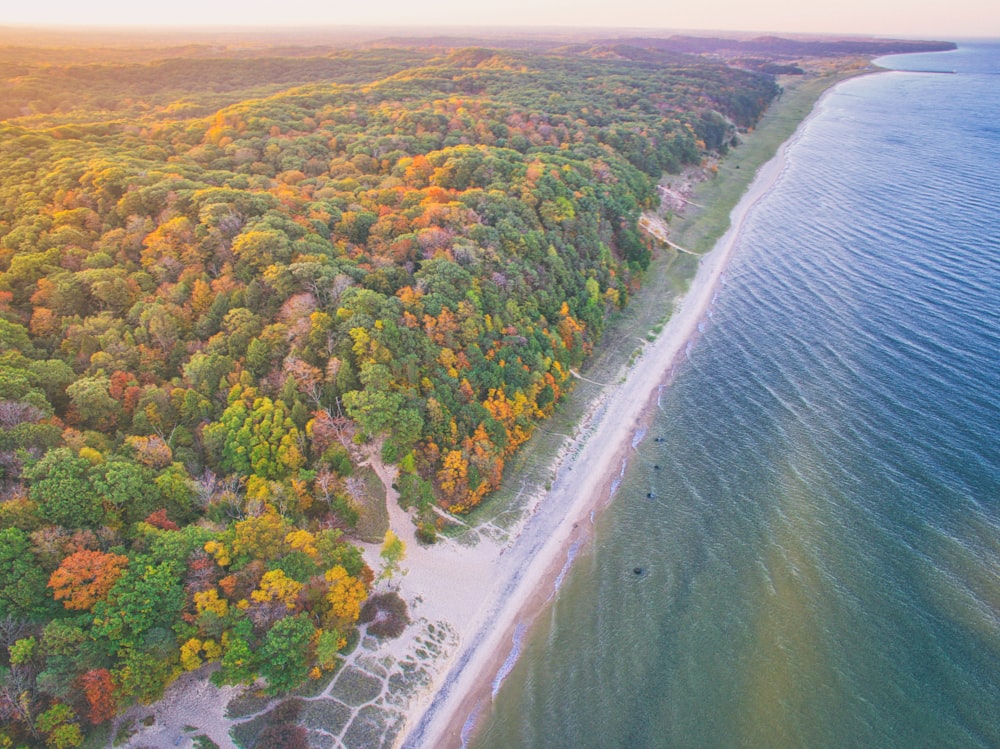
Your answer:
79;669;116;724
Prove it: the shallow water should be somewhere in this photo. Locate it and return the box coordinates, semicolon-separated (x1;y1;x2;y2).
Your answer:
474;42;1000;749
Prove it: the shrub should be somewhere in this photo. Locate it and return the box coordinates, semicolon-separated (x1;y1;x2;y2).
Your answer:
359;592;410;639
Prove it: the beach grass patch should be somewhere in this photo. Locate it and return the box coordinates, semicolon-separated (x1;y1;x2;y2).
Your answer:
389;659;432;696
342;705;388;749
231;714;268;748
306;729;337;749
231;699;306;748
252;722;309;748
355;653;391;680
341;627;360;655
112;721;137;747
294;665;338;698
331;665;383;706
301;698;352;733
226;691;274;720
268;698;304;723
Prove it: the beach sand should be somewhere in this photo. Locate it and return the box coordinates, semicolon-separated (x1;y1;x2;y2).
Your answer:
393;100;813;749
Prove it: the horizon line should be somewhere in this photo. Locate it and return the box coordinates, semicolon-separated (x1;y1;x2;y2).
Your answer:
0;23;967;43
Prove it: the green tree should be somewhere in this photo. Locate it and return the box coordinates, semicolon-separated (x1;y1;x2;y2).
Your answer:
92;559;184;656
0;528;52;619
24;448;103;529
65;375;120;430
204;387;304;480
27;359;75;412
90;457;161;526
154;463;197;523
36;703;83;749
259;614;315;695
213;633;257;687
112;648;176;705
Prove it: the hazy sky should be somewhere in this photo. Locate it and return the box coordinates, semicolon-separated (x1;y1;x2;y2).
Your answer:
1;0;995;38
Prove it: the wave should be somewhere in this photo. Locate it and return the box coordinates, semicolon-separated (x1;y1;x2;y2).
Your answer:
491;623;528;700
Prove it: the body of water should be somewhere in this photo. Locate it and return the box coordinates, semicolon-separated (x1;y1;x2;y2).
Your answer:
474;42;1000;749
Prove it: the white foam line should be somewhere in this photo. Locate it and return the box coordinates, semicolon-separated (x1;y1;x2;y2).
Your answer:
553;541;582;595
491;623;527;699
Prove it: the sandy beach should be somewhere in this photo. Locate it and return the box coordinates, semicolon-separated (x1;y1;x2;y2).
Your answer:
392;95;817;749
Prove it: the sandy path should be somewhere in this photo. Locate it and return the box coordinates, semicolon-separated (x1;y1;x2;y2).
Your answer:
394;113;806;749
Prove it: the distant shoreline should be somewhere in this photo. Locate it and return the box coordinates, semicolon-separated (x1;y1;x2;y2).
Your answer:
396;68;861;749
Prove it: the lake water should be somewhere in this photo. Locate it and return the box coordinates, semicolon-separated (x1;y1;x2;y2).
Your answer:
473;42;1000;749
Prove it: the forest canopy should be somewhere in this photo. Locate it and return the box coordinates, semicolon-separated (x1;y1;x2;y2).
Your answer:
0;41;778;745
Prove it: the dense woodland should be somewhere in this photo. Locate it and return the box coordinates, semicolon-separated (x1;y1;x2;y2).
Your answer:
0;40;779;746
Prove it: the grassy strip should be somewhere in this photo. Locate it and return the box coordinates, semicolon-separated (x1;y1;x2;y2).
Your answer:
455;64;866;535
355;465;389;543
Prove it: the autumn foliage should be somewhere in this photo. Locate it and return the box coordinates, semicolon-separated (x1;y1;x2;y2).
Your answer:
48;550;129;611
0;35;780;748
79;669;117;724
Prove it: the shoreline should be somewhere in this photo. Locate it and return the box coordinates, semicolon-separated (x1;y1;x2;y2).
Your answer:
396;73;848;749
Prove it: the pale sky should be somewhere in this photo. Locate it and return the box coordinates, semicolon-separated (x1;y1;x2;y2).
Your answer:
1;0;996;39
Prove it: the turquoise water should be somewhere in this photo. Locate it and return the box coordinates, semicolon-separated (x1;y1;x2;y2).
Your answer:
474;43;1000;749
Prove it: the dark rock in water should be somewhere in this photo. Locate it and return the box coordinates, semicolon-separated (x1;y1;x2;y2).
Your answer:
633;567;644;575
654;464;660;470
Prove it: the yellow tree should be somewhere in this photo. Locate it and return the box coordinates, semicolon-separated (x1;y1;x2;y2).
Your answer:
251;569;303;610
325;566;367;627
378;530;406;585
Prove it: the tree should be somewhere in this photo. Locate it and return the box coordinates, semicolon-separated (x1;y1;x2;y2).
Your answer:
90;457;161;526
65;376;120;430
78;669;116;724
36;703;83;749
0;528;52;620
213;634;256;687
232;228;291;272
313;628;345;670
230;511;290;564
204;387;304;480
91;559;184;656
324;565;367;627
250;569;302;610
341;384;403;440
258;614;314;695
111;649;176;705
24;448;103;529
153;463;196;523
378;530;406;585
47;550;129;611
125;435;172;469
